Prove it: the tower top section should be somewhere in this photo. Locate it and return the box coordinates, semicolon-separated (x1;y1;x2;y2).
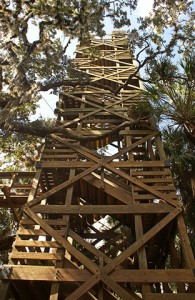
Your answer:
73;31;139;93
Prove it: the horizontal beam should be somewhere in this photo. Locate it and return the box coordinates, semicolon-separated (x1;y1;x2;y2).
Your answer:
4;267;91;281
0;172;35;178
145;294;195;300
4;267;195;283
10;252;62;261
110;269;195;283
38;161;168;169
0;196;28;207
32;204;174;214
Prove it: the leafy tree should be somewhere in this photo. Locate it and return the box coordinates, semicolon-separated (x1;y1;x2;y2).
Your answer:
162;127;195;253
142;54;195;253
121;0;195;92
0;208;16;263
144;55;195;142
0;0;132;136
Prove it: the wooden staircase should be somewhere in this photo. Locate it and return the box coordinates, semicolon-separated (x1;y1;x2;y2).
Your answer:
0;31;195;300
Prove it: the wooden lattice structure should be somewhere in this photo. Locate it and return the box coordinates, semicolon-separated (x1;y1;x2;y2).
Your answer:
0;31;195;300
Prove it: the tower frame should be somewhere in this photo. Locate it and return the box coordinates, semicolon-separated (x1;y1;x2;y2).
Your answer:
0;31;195;300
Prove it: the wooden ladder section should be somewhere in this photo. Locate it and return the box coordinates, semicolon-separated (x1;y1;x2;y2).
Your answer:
0;31;195;300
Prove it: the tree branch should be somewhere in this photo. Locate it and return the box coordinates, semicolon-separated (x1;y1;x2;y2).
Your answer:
6;118;144;141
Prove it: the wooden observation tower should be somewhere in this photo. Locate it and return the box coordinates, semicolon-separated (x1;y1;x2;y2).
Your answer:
0;31;195;300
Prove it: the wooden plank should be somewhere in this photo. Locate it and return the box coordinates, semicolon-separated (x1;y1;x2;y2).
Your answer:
145;294;195;300
104;208;181;274
14;240;61;248
119;130;159;135
133;185;176;191
50;165;76;300
39;161;95;168
58;108;128;113
135;178;173;183
7;267;195;284
17;229;64;236
110;269;195;283
177;214;195;268
0;196;28;207
41;154;77;159
109;161;167;168
10;252;62;260
20;219;66;226
43;149;76;153
32;204;174;214
0;172;35;178
27;169;42;203
28;164;100;207
131;170;171;176
6;266;91;281
134;193;177;200
36;160;173;170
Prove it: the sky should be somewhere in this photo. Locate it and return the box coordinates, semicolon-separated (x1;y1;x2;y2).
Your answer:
136;0;153;17
33;0;154;119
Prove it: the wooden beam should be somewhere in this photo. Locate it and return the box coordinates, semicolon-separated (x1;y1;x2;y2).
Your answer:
177;214;195;269
0;196;28;208
6;267;195;284
27;169;42;203
1;174;21;222
6;267;91;281
14;240;61;248
145;294;195;300
39;160;172;169
39;161;95;168
32;204;174;214
10;252;62;260
0;172;35;178
110;269;195;283
50;165;76;300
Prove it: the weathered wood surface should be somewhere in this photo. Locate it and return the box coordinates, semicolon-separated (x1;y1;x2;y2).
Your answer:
5;266;195;283
31;204;174;214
